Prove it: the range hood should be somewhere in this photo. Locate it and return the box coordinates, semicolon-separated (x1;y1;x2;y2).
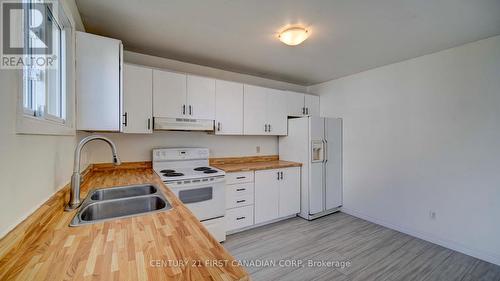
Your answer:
154;117;214;131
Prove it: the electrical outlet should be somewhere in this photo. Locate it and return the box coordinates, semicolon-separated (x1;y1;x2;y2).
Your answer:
429;211;437;220
256;146;261;153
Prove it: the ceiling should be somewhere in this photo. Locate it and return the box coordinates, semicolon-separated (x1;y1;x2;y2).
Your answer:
76;0;500;85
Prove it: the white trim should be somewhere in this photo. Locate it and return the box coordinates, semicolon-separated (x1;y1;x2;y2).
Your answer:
341;207;500;266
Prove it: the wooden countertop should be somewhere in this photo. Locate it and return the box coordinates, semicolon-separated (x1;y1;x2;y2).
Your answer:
0;167;248;281
212;160;302;173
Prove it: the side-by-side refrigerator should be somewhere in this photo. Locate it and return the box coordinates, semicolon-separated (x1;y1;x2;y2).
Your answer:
279;116;342;220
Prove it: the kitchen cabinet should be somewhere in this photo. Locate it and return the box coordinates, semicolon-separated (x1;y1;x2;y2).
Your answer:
254;169;280;224
286;91;320;117
153;69;186;118
187;75;216;119
305;94;320;116
76;32;123;131
225;171;255;233
215;80;243;134
278;167;301;217
123;64;153;133
243;85;287;135
153;71;216;120
254;167;301;224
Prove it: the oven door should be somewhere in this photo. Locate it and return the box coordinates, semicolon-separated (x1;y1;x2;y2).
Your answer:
169;178;225;221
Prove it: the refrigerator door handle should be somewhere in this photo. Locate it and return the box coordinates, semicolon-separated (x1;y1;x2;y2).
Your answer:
322;139;328;163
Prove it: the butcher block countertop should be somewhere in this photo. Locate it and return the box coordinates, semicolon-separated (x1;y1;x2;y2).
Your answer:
210;155;302;173
0;165;248;281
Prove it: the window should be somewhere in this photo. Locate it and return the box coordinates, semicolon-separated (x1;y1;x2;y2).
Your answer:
17;0;73;135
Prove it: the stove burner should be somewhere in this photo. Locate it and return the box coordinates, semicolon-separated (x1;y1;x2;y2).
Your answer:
203;170;218;174
164;172;184;177
160;169;175;173
194;167;211;171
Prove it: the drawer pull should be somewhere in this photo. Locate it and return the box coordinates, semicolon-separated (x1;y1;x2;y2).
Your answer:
236;176;246;179
236;188;246;191
236;216;246;220
236;200;246;203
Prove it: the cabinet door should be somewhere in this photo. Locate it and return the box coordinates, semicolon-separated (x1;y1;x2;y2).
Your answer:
123;64;153;134
267;89;288;135
76;32;122;131
286;91;305;117
215;80;243;134
254;169;280;224
305;94;320;116
279;167;301;217
187;75;216;119
243;85;267;135
153;70;186;118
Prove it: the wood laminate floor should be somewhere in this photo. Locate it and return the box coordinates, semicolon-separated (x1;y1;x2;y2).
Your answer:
223;212;500;281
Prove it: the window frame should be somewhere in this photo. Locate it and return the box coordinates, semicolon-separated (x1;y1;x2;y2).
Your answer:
16;0;75;136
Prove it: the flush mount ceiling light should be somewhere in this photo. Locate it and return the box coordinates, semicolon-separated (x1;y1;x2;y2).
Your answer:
278;26;310;46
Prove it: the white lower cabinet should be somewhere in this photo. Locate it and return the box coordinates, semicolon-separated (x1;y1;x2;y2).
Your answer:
254;167;301;225
226;205;254;232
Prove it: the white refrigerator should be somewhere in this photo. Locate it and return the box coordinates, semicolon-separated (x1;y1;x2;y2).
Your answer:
279;116;342;220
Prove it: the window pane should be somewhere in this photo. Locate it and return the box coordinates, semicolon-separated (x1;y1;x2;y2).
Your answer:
46;11;62;118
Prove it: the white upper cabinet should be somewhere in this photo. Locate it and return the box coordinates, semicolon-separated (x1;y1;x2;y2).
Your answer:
187;75;216;120
215;80;243;135
153;69;187;118
305;94;320;116
244;85;268;135
244;85;287;135
123;64;153;134
287;91;306;117
266;89;287;135
286;91;320;117
76;32;123;131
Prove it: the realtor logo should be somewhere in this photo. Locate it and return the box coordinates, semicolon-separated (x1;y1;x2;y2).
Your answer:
1;0;57;68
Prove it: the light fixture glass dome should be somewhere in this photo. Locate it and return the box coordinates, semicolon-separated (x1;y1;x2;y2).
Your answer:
278;27;310;46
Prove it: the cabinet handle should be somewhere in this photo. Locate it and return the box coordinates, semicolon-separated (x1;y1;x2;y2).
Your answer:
264;124;268;132
122;112;128;126
147;118;151;130
236;176;246;179
236;216;246;220
269;124;271;132
277;172;280;180
302;107;305;115
306;107;309;115
182;105;186;115
236;188;246;191
189;105;192;115
280;171;284;180
236;200;246;203
217;122;221;131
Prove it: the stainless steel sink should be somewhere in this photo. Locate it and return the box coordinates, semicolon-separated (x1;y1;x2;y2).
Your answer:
70;184;171;226
90;184;157;200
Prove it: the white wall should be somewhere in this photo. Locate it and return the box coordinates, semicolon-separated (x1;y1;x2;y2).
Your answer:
0;0;84;238
83;132;277;163
309;35;500;265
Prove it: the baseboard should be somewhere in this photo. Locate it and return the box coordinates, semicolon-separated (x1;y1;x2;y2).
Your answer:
341;207;500;266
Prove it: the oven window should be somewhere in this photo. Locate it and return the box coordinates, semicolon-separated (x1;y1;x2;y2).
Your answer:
178;187;213;204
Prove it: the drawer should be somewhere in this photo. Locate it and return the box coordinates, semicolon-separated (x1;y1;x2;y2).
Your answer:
226;171;254;185
226;189;254;209
226;205;254;232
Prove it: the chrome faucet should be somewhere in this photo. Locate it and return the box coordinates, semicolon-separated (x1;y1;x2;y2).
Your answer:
65;135;121;211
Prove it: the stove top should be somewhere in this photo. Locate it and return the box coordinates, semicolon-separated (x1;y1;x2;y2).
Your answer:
154;166;225;182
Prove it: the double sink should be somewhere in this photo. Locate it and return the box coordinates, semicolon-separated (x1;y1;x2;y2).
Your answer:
70;184;172;226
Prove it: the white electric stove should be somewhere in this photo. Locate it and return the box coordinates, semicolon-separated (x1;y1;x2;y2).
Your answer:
152;148;226;242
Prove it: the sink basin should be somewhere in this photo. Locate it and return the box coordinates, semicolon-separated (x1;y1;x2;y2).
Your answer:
70;184;171;226
90;184;157;200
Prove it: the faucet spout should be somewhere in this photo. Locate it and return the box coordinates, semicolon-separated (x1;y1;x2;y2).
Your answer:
65;135;121;211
